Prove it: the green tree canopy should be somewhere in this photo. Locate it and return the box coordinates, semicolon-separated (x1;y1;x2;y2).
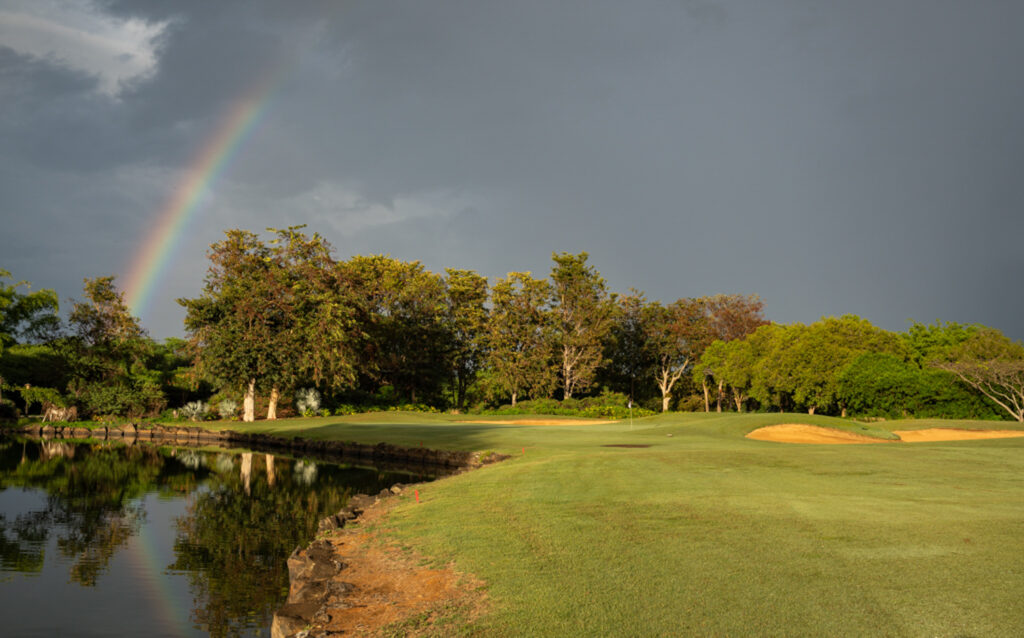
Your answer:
550;252;615;399
444;269;489;410
0;269;60;354
486;272;556;405
62;276;163;418
180;230;292;421
931;329;1024;422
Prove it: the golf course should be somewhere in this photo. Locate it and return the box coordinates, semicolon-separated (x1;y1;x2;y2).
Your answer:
220;411;1024;637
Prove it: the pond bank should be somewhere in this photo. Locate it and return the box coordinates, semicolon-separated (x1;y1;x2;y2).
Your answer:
12;422;491;471
272;488;489;637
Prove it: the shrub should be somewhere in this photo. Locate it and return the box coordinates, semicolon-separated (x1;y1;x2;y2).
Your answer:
295;387;322;417
217;399;238;419
333;404;359;416
0;398;20;421
180;401;208;422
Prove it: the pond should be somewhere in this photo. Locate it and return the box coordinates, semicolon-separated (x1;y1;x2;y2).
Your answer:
0;436;434;637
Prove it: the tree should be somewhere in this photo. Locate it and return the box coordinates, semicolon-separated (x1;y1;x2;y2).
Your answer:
701;294;768;411
644;298;709;412
180;230;292;422
549;252;614;399
1;270;60;408
485;272;556;405
444;269;489;410
269;227;360;415
903;320;980;364
931;329;1024;422
339;255;449;404
0;269;60;354
62;276;163;418
602;291;658;405
700;338;757;412
837;353;921;418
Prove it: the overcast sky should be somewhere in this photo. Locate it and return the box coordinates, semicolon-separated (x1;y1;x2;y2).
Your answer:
2;0;1022;340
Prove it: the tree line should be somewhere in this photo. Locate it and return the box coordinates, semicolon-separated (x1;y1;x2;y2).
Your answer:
1;228;1022;422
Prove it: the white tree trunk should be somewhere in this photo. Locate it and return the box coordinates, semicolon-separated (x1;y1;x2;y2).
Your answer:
243;378;256;422
511;391;518;407
267;387;279;420
716;380;723;413
808;406;816;415
241;452;253;496
266;454;275;487
702;380;710;413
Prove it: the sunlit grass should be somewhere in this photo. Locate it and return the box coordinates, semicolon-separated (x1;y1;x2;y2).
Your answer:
212;412;1024;635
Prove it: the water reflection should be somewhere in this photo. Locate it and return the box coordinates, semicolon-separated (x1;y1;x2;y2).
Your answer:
0;437;430;637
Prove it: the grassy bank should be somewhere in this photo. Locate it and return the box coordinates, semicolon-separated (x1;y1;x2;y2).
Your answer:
80;412;1024;635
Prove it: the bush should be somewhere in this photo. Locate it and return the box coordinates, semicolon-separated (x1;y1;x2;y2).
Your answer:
180;400;208;422
0;398;20;421
72;378;166;419
333;404;359;416
17;386;65;414
476;391;654;420
295;387;322;417
217;399;238;419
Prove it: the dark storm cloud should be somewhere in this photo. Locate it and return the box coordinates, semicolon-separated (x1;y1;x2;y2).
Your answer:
1;0;1022;339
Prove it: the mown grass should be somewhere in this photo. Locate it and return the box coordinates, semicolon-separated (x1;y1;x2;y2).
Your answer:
50;411;1024;635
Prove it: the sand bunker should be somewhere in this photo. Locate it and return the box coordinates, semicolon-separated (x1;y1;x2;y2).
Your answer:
748;424;1024;445
746;424;894;445
466;418;614;426
892;428;1024;442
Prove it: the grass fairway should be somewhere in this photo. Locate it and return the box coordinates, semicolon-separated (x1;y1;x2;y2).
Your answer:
221;412;1024;636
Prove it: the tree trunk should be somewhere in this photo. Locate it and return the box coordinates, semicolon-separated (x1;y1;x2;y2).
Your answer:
243;379;256;422
563;346;574;399
716;380;723;413
734;393;744;413
267;387;280;420
808;406;816;415
511;391;517;407
662;393;670;413
841;407;847;418
702;380;710;413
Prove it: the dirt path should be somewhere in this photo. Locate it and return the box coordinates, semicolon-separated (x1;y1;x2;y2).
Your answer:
746;424;894;444
286;498;487;637
892;428;1024;442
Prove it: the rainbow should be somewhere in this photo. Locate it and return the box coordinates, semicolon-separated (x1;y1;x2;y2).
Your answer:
128;500;193;636
123;72;282;319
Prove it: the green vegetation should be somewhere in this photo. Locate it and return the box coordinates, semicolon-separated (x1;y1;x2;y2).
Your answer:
3;229;1023;423
214;411;1024;637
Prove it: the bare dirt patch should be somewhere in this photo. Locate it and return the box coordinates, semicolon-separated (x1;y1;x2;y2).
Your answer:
746;424;893;445
465;418;615;426
294;499;488;637
893;428;1024;443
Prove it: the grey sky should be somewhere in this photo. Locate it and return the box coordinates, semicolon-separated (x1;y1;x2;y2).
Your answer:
1;0;1022;340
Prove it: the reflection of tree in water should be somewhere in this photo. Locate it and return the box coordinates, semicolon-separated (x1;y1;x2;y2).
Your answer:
0;441;197;585
1;438;428;636
171;454;350;638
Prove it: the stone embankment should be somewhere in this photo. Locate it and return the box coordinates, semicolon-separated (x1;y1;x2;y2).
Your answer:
14;422;483;470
